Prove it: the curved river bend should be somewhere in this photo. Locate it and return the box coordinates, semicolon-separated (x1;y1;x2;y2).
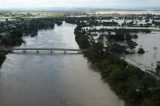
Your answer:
0;22;124;106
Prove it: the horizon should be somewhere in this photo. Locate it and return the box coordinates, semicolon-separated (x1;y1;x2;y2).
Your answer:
0;7;160;11
0;0;160;10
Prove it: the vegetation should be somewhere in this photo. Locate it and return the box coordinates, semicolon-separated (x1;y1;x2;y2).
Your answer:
73;17;160;106
82;41;160;106
0;53;6;67
138;48;145;54
156;66;160;70
74;26;92;49
0;11;64;19
87;28;152;34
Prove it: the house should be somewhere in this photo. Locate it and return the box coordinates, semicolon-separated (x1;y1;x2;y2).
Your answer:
126;48;136;54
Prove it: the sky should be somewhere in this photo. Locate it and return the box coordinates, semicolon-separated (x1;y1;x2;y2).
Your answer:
0;0;159;9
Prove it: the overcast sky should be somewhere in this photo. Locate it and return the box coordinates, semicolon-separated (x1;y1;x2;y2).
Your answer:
0;0;159;9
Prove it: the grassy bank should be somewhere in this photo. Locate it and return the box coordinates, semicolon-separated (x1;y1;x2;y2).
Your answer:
0;53;6;67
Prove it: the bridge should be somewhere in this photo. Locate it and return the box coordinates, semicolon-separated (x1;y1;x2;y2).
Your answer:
0;47;87;54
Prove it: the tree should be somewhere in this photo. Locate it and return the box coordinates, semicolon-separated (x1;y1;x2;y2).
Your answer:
138;48;145;54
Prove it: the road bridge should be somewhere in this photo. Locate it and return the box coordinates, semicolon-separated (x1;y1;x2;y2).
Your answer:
0;47;86;54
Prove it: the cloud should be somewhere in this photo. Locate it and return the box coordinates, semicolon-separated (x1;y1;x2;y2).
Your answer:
0;0;159;8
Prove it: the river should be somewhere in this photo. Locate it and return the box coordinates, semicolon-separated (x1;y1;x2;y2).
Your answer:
0;22;124;106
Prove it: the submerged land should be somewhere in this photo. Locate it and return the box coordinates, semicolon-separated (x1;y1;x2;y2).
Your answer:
0;10;160;106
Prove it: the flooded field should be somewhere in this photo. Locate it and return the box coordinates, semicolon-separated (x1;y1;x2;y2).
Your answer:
125;31;160;70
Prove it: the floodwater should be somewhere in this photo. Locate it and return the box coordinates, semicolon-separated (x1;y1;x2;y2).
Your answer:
0;22;124;106
125;31;160;70
0;18;15;22
84;26;160;31
91;10;160;15
84;23;160;70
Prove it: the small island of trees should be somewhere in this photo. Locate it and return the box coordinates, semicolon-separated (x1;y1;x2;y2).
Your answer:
137;47;145;54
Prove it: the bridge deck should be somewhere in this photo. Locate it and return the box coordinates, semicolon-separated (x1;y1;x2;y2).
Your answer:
0;47;86;52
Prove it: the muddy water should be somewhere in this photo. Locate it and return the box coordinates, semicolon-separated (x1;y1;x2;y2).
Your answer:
0;22;124;106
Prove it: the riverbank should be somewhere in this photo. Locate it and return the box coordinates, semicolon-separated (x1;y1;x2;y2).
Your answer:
74;26;160;106
0;17;64;67
0;53;6;67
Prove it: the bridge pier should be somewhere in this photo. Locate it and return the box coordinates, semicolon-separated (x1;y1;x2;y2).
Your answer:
51;50;53;54
64;50;66;54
